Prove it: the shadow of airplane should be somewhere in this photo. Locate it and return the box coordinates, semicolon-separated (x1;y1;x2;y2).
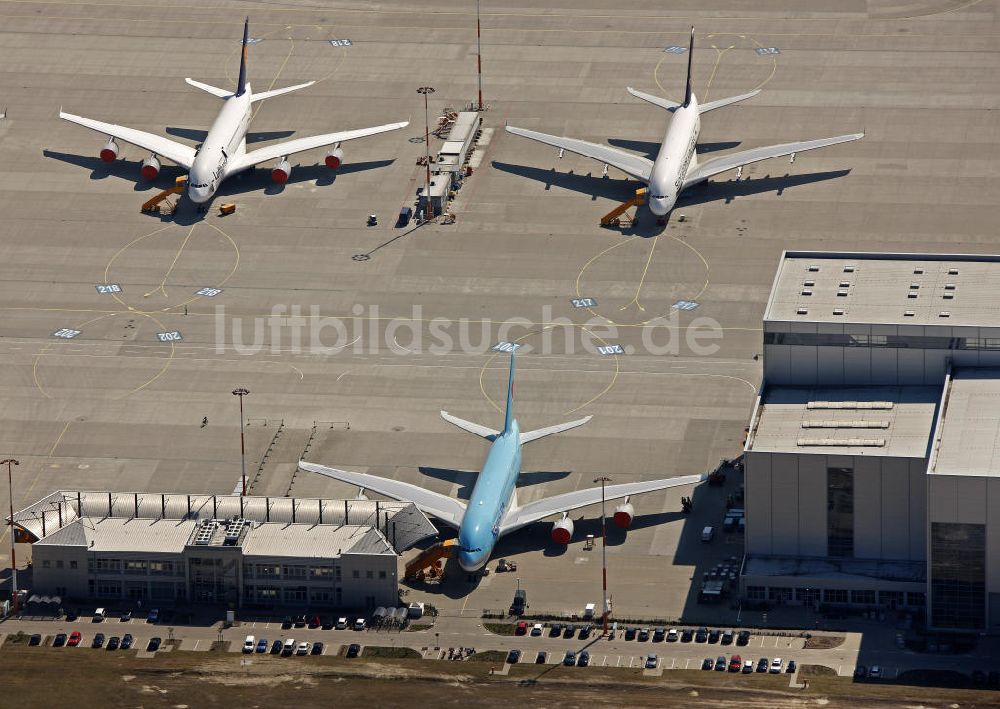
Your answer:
418;467;572;500
42;150;182;192
606;138;741;160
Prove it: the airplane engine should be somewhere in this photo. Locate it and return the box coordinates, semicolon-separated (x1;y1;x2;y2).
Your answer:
271;158;291;184
140;155;160;180
551;516;574;545
100;139;119;163
324;145;344;170
613;501;635;529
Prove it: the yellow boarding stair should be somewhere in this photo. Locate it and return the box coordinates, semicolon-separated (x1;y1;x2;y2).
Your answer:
404;538;459;581
600;187;647;227
141;175;187;214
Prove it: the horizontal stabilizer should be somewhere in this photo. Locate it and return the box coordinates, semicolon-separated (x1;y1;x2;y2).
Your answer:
698;89;761;114
185;78;233;99
520;416;593;445
626;87;680;112
251;81;316;103
440;411;500;441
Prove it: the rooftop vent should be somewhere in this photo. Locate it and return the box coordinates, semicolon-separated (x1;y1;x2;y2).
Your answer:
832;308;845;315
908;292;918;299
910;283;920;289
837;290;849;297
948;268;959;275
807;401;894;410
904;310;915;317
839;281;850;288
914;268;924;275
843;265;856;273
940;311;951;318
802;420;890;429
808;265;820;272
943;293;954;300
801;289;813;296
797;438;885;447
796;308;808;315
804;280;815;287
944;283;956;290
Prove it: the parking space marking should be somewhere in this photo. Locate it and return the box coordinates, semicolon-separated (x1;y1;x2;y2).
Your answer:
193;640;200;650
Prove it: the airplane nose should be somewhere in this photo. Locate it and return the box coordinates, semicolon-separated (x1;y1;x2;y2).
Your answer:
457;551;487;572
188;187;209;204
649;199;670;216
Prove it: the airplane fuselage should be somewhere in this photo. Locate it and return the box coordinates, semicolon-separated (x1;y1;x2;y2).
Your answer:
456;420;522;572
187;87;252;203
647;95;701;216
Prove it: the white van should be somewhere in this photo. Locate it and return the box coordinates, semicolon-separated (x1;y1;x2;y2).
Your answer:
243;635;255;653
93;608;106;622
701;526;714;542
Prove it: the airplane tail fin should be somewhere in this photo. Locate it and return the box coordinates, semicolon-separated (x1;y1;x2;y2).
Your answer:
683;26;695;107
236;17;249;97
503;349;516;434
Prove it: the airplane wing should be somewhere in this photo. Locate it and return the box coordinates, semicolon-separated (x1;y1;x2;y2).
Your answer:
499;474;704;535
505;125;654;182
59;111;197;169
298;460;466;529
682;133;864;188
227;122;409;174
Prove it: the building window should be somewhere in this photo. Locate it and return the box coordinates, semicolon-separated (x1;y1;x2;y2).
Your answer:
42;560;51;569
124;560;148;575
931;522;986;629
879;590;904;608
257;564;281;577
310;566;335;579
366;570;373;580
149;561;174;575
768;587;792;602
70;560;77;570
746;586;766;601
96;558;121;573
907;592;926;608
283;565;307;580
96;580;122;598
823;589;848;604
242;563;254;579
255;586;279;602
851;590;876;605
352;570;360;579
310;589;333;603
378;570;387;580
56;560;63;569
827;467;854;558
335;566;342;582
283;586;307;603
795;587;820;605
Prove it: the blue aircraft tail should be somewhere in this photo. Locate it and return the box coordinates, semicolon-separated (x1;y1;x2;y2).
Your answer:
236;17;250;97
503;350;515;434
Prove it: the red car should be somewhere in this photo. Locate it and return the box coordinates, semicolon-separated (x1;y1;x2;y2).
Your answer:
728;654;742;672
515;621;528;636
67;631;82;647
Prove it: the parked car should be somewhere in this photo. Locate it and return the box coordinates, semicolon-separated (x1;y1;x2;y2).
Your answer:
786;660;797;674
256;638;268;653
854;665;867;679
770;658;783;674
515;621;528;636
531;623;543;636
708;629;720;643
681;628;693;642
335;617;348;630
107;636;120;651
736;630;750;646
579;625;593;640
353;618;366;631
346;643;361;658
638;628;650;642
281;616;294;629
296;642;310;656
869;666;882;679
147;637;161;652
756;657;768;673
270;640;283;655
563;624;577;639
294;615;307;628
53;633;67;647
666;628;679;642
243;635;256;653
308;615;321;629
507;649;521;664
321;617;335;630
146;608;159;624
120;611;132;622
92;633;105;649
67;631;82;647
535;651;547;664
721;630;734;645
563;651;577;666
742;659;754;674
646;654;658;669
65;610;78;622
121;634;133;650
729;654;742;672
578;650;590;667
652;627;665;642
714;655;726;671
29;634;42;646
311;642;324;656
702;657;714;670
696;627;708;643
282;639;296;656
624;627;637;641
549;623;563;637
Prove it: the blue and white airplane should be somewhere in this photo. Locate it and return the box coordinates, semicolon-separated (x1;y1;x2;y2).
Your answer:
300;351;702;572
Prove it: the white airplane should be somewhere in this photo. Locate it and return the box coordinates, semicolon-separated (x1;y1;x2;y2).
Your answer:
506;27;863;216
59;18;408;204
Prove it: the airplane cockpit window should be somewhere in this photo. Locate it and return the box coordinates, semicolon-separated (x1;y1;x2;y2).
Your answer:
652;194;668;200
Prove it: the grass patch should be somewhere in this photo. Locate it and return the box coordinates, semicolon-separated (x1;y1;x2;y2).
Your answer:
803;635;844;650
209;641;230;652
406;623;434;632
361;646;421;659
5;631;28;645
799;664;837;677
469;650;509;663
483;622;518;636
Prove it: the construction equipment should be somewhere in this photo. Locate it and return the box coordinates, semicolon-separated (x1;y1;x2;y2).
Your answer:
404;538;459;581
141;176;187;214
600;187;647;227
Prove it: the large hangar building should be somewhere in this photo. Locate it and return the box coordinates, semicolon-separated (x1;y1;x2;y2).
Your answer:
743;251;1000;633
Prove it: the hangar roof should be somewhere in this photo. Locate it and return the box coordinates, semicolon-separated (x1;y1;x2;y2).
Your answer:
765;251;1000;327
932;368;1000;477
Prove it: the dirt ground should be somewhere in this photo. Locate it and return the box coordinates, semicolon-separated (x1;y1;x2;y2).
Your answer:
3;648;1000;708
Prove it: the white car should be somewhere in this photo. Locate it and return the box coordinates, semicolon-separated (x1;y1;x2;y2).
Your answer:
296;641;310;656
531;623;543;636
242;635;255;654
335;617;348;630
666;628;679;642
353;618;366;631
770;657;782;673
869;665;882;679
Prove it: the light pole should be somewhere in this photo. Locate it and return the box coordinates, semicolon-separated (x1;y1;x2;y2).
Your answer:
417;86;435;219
232;388;249;496
3;458;19;615
594;475;611;635
475;0;483;111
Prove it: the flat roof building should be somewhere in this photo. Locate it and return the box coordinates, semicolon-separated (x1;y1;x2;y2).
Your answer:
745;251;1000;633
11;490;436;611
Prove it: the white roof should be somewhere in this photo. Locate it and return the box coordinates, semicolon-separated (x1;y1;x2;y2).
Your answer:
765;251;1000;327
242;523;394;559
34;518;194;554
932;368;1000;477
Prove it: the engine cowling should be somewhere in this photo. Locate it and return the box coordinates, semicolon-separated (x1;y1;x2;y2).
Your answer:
100;139;119;163
551;516;574;545
271;159;291;184
613;502;635;529
324;146;344;170
140;155;160;181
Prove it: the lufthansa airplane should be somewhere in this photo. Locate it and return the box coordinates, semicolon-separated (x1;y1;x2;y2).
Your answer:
505;28;863;217
59;19;408;204
300;350;702;572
